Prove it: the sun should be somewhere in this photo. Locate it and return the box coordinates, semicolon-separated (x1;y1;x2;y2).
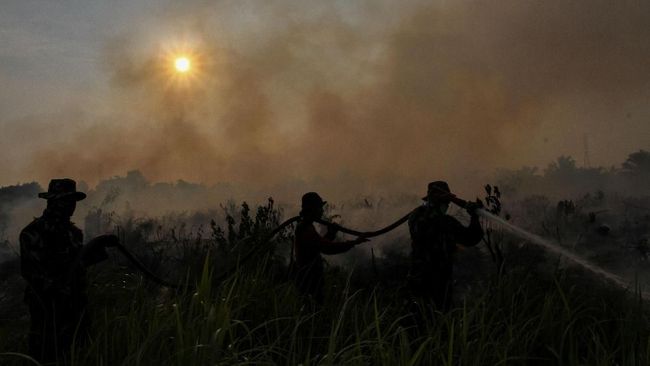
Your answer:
174;56;191;73
161;44;204;86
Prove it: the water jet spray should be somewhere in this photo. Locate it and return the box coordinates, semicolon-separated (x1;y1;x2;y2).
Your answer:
426;186;650;299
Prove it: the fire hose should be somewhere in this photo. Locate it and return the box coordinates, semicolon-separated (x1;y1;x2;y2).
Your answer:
109;212;414;290
213;210;417;283
111;189;474;289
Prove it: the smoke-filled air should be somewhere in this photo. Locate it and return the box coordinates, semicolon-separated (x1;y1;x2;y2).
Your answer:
1;0;649;192
1;1;649;365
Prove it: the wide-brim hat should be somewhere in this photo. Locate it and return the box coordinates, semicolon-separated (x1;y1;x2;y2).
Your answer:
301;192;327;209
38;178;86;201
422;180;451;202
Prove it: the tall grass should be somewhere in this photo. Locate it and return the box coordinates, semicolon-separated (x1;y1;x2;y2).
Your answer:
4;255;647;366
2;197;650;365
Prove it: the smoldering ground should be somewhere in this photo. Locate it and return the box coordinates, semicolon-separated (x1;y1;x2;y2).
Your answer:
0;0;648;197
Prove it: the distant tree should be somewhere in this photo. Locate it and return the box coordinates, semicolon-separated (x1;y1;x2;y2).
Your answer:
0;182;41;240
0;182;41;204
495;166;540;195
544;156;578;178
622;150;650;176
95;170;149;193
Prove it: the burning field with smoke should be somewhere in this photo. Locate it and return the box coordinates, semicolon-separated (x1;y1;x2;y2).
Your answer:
1;1;649;365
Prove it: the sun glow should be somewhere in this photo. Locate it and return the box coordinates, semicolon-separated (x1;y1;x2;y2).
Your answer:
161;41;206;87
174;57;191;73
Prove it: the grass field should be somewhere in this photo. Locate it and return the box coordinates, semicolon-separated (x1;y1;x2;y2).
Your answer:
1;197;650;365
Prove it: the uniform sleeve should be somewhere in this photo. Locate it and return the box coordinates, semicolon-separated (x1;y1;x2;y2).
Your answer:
448;215;483;247
323;225;338;241
303;225;355;255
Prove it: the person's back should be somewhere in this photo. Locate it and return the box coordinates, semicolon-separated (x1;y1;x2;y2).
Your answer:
294;220;325;270
293;220;328;304
407;181;483;310
20;178;117;365
292;192;367;305
21;214;86;300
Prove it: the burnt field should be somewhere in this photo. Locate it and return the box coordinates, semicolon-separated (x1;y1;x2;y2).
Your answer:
1;153;650;365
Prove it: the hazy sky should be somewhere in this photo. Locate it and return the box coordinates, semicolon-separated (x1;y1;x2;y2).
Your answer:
1;0;648;195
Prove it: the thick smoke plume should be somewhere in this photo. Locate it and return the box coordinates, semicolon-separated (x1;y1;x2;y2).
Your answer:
1;0;648;199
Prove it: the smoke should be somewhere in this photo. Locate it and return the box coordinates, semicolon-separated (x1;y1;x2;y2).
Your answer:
0;183;42;257
1;0;649;199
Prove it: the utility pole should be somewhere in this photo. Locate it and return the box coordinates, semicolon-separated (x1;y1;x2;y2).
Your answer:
583;134;591;168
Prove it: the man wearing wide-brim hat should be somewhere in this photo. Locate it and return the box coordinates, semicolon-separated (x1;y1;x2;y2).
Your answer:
407;181;483;311
20;178;118;364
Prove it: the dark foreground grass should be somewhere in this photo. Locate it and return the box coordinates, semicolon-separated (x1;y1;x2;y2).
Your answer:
2;253;649;366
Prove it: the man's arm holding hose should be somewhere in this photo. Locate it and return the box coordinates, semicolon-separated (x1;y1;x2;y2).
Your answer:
453;202;484;247
80;234;119;267
301;225;367;255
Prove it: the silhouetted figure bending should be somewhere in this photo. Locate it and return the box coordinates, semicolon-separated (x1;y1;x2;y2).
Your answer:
408;181;483;311
20;179;117;365
292;192;367;305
